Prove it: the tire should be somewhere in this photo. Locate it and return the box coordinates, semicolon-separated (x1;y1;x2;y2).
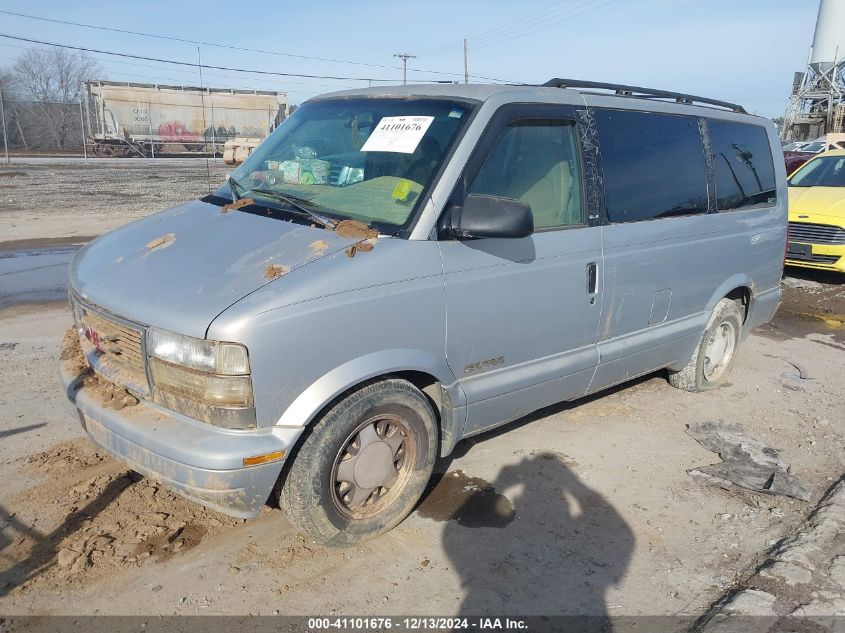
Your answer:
278;378;438;547
668;298;743;392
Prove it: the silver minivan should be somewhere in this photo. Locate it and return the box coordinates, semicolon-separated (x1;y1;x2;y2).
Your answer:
61;80;786;545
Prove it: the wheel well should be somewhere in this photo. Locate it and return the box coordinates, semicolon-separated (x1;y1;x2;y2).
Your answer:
304;371;443;431
393;371;443;422
271;370;445;509
725;286;751;323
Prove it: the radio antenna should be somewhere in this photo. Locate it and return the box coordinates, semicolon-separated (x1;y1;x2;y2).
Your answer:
197;46;211;195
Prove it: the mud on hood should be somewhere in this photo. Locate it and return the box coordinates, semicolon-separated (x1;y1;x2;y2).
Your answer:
70;198;360;338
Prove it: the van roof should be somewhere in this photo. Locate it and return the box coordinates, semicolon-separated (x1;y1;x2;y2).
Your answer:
313;80;749;116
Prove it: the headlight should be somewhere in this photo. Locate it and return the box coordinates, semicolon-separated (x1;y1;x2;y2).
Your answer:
149;359;253;406
148;328;249;375
147;328;255;429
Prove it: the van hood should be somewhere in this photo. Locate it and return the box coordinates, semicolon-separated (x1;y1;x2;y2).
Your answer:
788;186;845;221
70;198;361;338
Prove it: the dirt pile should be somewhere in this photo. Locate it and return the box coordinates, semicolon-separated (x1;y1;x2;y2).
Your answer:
22;441;106;475
59;328;89;378
3;440;244;593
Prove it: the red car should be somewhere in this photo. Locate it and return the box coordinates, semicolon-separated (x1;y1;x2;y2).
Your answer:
784;137;845;175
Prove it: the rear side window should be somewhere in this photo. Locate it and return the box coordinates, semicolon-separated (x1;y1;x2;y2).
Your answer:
596;109;708;223
708;120;777;210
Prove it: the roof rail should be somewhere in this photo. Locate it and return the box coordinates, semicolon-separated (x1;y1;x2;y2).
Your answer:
542;78;747;114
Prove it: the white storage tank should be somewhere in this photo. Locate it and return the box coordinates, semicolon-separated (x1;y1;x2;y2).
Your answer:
810;0;845;73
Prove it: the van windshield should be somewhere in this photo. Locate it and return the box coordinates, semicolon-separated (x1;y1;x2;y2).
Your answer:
226;98;473;234
789;155;845;187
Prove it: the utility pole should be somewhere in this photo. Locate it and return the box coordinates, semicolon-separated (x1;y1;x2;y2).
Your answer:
0;82;8;164
393;53;416;85
463;39;469;84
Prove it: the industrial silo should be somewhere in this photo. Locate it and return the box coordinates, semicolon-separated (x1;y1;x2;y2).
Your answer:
810;0;845;73
783;0;845;140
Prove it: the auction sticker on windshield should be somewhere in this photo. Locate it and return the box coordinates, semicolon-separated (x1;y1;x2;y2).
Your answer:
361;116;434;153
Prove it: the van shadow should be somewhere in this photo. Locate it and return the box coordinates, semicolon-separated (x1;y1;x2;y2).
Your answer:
421;438;635;621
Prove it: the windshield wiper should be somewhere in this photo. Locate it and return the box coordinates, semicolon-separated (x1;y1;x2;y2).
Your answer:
248;187;337;229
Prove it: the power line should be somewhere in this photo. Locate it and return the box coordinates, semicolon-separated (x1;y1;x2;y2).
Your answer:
0;10;512;83
0;9;400;71
0;33;510;85
467;0;617;52
0;41;353;90
420;0;582;55
420;0;614;56
0;33;463;83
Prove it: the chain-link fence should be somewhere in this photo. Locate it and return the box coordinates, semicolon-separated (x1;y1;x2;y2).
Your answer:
0;97;87;159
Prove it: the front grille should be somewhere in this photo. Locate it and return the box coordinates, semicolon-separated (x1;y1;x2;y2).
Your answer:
788;221;845;245
72;297;149;394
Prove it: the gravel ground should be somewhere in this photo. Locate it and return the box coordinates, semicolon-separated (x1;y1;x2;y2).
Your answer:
0;160;843;624
0;159;230;244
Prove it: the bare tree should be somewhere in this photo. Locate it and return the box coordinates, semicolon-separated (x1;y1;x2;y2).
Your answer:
0;67;21;150
0;68;15;96
11;48;103;150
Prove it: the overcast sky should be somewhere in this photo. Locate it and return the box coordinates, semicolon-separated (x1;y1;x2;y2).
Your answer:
0;0;822;117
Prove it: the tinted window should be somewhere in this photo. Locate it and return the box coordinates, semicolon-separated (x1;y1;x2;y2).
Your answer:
596;110;708;223
708;120;777;210
468;121;583;228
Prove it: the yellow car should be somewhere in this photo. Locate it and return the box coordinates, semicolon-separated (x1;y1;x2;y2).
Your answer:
787;149;845;272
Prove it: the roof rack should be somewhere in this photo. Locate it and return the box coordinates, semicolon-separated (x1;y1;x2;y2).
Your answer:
542;78;747;114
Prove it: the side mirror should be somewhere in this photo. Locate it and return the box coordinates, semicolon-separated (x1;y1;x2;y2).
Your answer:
450;194;534;239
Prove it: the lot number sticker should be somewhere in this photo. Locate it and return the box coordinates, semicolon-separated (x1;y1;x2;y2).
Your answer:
361;116;434;153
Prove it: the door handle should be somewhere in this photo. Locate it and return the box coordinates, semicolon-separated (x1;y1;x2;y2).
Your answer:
586;262;598;300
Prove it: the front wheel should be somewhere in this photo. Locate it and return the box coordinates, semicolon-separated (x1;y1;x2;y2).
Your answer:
668;298;743;392
278;378;438;546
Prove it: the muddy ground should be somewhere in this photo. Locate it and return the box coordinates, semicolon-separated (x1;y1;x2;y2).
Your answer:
0;160;843;619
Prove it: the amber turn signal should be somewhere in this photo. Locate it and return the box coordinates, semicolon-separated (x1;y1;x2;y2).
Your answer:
243;450;285;467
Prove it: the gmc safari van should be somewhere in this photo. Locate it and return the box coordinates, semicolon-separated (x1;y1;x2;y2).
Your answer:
61;80;787;545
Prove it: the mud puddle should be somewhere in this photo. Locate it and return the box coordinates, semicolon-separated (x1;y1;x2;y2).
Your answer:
763;308;845;343
416;470;515;528
0;440;243;594
758;276;845;344
0;243;84;308
0;235;96;252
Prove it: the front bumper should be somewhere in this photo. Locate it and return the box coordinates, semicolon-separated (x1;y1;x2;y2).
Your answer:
60;347;303;519
785;243;845;273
